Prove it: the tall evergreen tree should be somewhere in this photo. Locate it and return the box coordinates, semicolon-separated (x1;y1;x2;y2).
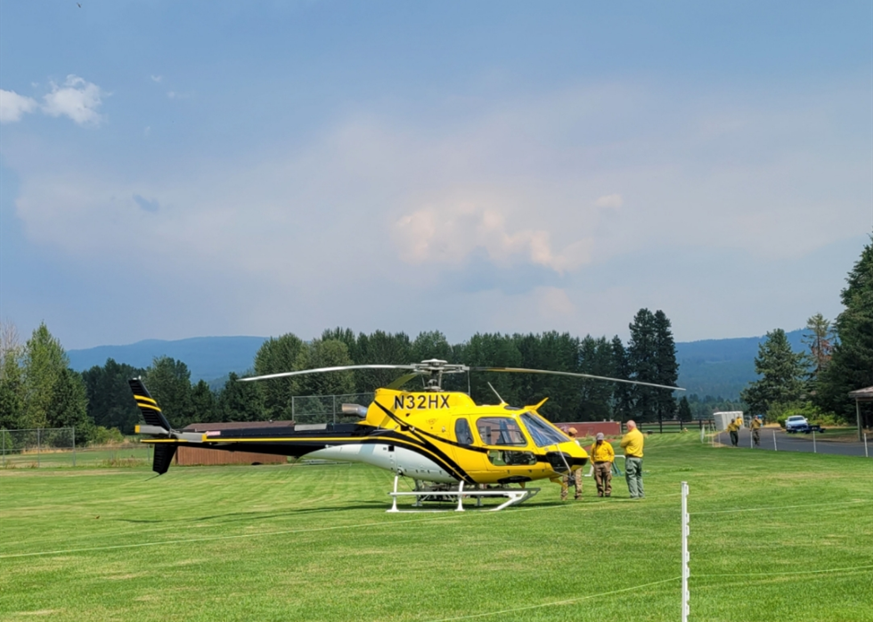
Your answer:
217;372;266;422
21;323;70;429
577;335;615;421
653;310;679;422
355;331;413;392
144;356;194;428
628;309;658;422
611;336;634;422
677;396;693;422
803;313;834;377
254;333;306;420
0;322;25;429
190;380;218;423
815;235;873;424
411;331;453;363
320;327;359;363
740;329;808;417
296;339;355;396
511;332;580;421
82;359;145;433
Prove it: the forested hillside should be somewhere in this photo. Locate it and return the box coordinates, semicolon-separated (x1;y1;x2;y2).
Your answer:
67;330;808;400
675;329;806;399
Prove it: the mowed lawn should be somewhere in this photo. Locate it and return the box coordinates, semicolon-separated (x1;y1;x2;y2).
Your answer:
1;435;871;622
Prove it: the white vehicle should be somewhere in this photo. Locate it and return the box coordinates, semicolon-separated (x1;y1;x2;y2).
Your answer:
784;415;809;432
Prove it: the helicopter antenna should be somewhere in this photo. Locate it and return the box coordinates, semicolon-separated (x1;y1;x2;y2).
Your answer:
486;382;505;404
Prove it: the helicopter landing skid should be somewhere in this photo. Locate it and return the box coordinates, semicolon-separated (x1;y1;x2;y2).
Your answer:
387;476;540;513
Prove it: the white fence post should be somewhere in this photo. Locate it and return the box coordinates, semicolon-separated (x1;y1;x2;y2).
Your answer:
865;433;868;458
681;481;690;622
773;430;778;452
813;430;816;454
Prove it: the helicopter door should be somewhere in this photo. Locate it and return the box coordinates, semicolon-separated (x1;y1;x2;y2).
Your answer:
450;417;486;474
474;416;538;483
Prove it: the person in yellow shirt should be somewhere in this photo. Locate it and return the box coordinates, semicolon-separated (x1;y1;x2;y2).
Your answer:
750;415;762;447
620;420;645;499
590;432;615;497
727;418;739;447
560;428;583;500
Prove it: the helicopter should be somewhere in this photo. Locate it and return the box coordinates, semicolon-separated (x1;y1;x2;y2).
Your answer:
130;359;683;511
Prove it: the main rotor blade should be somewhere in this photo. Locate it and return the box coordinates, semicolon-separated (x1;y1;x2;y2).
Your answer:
239;364;418;382
471;367;685;392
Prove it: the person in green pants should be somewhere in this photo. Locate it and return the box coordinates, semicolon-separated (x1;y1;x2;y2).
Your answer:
620;420;645;499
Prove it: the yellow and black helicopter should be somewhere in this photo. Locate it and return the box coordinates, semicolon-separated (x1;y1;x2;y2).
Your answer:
130;360;683;511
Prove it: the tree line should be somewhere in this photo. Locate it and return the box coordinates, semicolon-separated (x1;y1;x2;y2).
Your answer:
741;235;873;428
0;308;684;440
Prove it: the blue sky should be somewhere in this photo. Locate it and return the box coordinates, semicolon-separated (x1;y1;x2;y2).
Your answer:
1;1;871;349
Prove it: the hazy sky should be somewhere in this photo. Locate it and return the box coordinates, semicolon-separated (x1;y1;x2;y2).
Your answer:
1;1;871;349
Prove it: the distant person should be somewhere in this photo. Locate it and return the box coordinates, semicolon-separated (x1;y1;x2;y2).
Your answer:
620;420;645;499
590;432;615;497
561;428;583;501
727;418;739;447
750;415;762;447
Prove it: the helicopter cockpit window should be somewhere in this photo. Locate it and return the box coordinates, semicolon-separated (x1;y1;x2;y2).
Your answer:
520;413;571;447
455;418;474;446
476;417;527;447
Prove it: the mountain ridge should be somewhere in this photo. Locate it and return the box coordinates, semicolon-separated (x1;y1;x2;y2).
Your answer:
67;330;809;400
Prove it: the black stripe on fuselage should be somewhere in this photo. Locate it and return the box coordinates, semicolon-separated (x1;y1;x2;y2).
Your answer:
370;400;475;482
171;425;473;483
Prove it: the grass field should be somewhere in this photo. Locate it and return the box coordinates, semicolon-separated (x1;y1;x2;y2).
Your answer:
1;435;871;621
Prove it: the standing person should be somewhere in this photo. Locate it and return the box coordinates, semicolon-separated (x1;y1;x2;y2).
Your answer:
750;415;762;447
727;418;739;447
590;432;615;497
561;428;583;501
620;420;645;499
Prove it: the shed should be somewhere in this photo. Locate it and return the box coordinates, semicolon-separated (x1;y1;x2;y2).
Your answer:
175;421;293;466
848;386;873;441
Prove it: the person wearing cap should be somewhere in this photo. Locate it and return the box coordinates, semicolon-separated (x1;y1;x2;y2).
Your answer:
561;427;583;501
620;420;645;499
590;432;615;497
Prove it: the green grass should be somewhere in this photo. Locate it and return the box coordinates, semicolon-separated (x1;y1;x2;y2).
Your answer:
1;445;152;469
1;435;871;621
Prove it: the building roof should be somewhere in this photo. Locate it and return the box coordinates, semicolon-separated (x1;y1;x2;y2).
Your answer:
848;386;873;401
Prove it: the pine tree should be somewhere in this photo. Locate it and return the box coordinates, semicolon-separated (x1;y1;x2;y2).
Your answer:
217;372;265;422
144;356;194;428
628;309;658;422
653;310;679;422
803;313;834;377
678;396;693;422
611;336;633;422
740;329;808;417
815;235;873;423
254;333;306;420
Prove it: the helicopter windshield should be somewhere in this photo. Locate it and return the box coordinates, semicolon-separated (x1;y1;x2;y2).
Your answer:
520;413;571;447
475;417;527;446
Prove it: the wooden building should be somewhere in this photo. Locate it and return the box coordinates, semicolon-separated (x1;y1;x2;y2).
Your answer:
175;421;293;466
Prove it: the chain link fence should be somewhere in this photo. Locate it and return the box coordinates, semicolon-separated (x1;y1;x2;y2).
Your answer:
291;392;375;424
0;427;152;469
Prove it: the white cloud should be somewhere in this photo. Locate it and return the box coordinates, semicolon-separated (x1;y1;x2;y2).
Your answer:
392;200;593;273
594;193;623;209
150;75;162;83
41;75;105;126
0;89;38;123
